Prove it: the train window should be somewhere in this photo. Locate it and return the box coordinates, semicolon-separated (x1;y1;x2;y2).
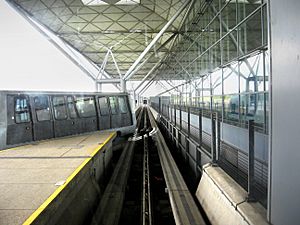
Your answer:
34;96;50;121
98;97;109;116
109;97;118;115
118;96;128;114
14;96;31;123
76;96;96;118
52;96;68;120
67;96;78;118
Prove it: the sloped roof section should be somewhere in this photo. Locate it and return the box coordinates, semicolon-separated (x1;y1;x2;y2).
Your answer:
8;0;189;80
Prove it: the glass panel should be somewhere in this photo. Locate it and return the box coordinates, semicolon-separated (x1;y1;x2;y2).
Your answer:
211;70;222;95
98;97;109;116
265;51;270;91
15;112;30;123
211;42;221;69
239;10;262;54
52;96;67;120
76;96;96;118
202;96;211;110
15;96;30;123
239;93;263;123
262;4;268;46
67;96;77;119
209;16;220;46
212;95;223;112
222;30;238;64
221;0;237;32
212;0;221;11
199;4;211;34
34;96;50;121
109;97;118;115
223;65;239;94
238;92;265;126
15;96;29;112
237;0;261;23
239;54;264;93
255;92;265;125
118;96;128;114
200;51;209;75
224;94;239;122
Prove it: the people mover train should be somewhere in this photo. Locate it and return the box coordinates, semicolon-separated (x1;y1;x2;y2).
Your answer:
0;91;136;150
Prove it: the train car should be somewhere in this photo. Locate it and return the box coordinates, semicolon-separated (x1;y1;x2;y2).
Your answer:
0;90;136;150
143;98;148;105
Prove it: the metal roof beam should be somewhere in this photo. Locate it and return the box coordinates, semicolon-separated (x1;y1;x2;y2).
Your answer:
59;30;178;35
157;81;190;96
96;78;122;84
134;56;165;92
139;79;155;96
123;0;191;81
124;32;177;81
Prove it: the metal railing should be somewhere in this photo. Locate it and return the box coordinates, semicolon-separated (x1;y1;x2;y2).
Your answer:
151;102;268;207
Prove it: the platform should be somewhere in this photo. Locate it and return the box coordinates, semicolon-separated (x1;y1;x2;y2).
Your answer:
0;131;116;225
196;164;268;225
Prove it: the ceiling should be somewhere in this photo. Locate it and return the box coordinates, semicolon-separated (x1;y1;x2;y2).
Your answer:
7;0;264;90
8;0;190;81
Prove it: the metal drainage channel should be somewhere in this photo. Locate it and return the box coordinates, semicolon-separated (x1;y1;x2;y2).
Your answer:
90;106;206;225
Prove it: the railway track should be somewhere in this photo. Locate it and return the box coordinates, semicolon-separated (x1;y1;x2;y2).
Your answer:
91;106;206;225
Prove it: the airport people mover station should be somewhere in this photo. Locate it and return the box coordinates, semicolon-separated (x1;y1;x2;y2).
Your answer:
0;0;299;225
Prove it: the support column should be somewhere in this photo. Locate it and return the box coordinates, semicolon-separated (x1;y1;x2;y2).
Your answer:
269;0;300;224
121;79;126;92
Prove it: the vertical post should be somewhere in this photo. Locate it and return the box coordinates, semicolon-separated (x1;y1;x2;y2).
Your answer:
170;105;173;123
121;79;126;92
211;112;217;164
95;81;98;92
188;106;191;136
198;109;202;146
158;97;161;114
180;105;182;130
216;112;221;161
174;104;177;127
196;108;202;178
248;119;255;201
185;136;189;163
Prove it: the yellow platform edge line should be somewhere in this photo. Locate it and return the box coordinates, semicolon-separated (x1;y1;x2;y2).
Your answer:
22;131;117;225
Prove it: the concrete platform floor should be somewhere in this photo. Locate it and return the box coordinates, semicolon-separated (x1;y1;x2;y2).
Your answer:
0;131;116;225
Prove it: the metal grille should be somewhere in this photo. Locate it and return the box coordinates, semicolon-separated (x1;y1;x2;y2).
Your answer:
182;120;188;133
156;105;268;207
202;132;211;153
190;125;199;141
219;141;268;207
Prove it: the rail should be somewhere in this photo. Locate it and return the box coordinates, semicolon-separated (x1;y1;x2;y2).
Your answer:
147;106;206;225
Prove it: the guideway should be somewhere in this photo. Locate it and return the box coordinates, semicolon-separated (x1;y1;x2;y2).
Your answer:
92;106;206;225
